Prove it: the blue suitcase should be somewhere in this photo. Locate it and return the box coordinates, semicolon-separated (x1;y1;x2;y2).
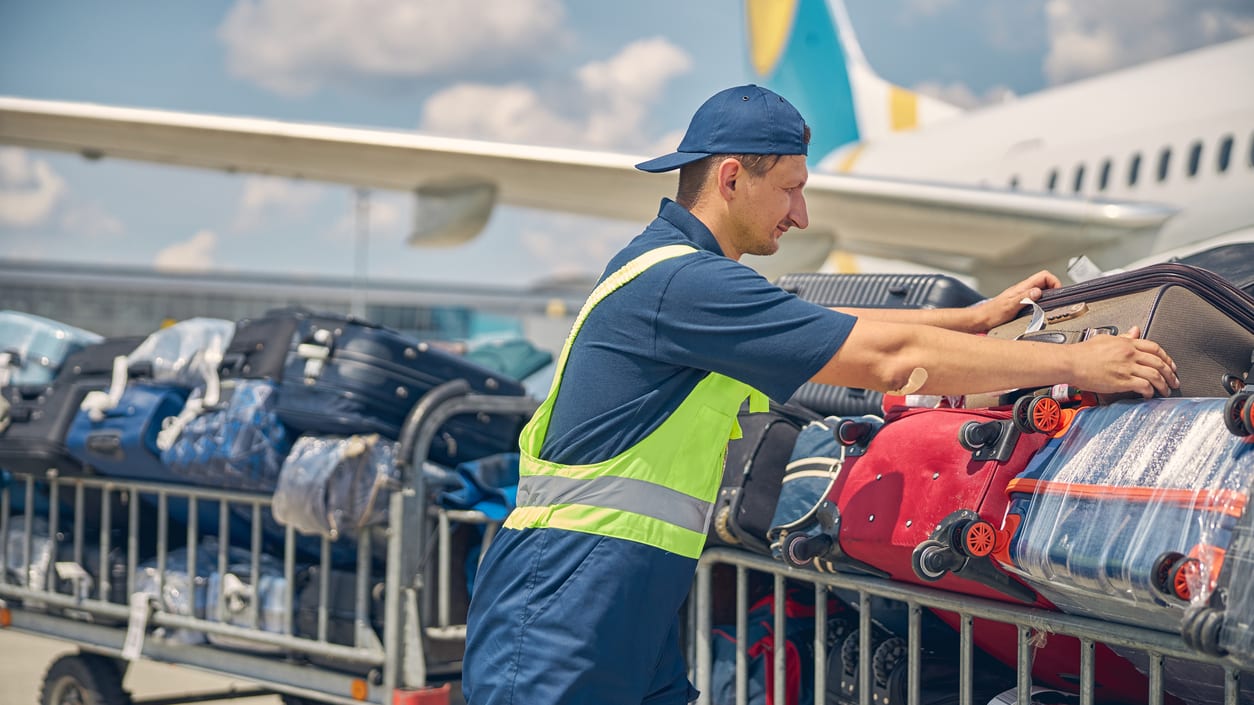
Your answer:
65;384;188;482
999;398;1254;700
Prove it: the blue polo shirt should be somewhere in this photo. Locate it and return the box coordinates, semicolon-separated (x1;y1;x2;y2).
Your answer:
540;198;856;466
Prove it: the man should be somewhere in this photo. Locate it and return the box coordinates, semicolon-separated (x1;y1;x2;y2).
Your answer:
462;85;1177;705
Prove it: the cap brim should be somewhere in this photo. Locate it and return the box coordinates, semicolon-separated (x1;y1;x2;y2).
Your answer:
634;151;711;173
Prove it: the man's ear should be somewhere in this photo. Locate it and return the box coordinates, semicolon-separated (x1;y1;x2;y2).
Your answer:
717;158;741;199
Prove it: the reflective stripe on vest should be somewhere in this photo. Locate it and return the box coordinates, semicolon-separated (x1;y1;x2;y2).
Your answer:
505;244;769;558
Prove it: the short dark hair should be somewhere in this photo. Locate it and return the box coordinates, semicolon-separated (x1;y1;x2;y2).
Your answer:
675;125;811;208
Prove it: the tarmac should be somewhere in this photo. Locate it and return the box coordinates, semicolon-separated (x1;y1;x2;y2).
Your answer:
0;629;467;705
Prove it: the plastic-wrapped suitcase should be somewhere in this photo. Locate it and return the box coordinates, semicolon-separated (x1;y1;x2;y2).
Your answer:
220;307;529;467
772;405;1156;703
997;398;1254;704
0;336;145;477
969;262;1254;407
0;311;102;388
774;273;985;416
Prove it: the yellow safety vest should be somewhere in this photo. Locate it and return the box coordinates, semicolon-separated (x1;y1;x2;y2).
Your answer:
504;245;768;559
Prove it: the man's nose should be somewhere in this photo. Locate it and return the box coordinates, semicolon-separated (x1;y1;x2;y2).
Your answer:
790;192;809;230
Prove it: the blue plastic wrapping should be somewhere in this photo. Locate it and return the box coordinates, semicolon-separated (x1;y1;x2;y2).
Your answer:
127;317;235;388
161;379;292;492
205;553;288;652
272;434;399;539
0;310;101;388
1001;397;1254;679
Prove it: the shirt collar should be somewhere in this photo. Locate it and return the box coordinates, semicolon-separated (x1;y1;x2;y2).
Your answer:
656;198;724;257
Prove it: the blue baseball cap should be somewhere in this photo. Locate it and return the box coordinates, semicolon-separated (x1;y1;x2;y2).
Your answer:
635;84;808;173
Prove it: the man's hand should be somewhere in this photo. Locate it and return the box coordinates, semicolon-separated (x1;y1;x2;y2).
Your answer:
1069;327;1180;398
972;270;1063;331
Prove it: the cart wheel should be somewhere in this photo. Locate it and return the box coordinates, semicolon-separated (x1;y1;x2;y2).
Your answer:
40;653;132;705
911;539;949;582
1152;551;1185;598
1223;393;1254;437
956;519;997;558
1181;607;1228;657
1170;556;1202;602
871;637;906;688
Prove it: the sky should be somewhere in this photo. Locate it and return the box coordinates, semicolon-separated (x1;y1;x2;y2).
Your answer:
2;0;1253;289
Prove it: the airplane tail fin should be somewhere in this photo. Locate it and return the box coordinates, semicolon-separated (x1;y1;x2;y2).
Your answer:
745;0;962;169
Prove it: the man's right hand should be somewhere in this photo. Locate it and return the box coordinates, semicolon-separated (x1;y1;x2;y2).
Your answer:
1069;327;1179;398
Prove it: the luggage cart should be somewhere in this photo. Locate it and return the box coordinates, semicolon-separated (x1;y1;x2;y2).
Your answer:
689;547;1249;705
0;380;538;705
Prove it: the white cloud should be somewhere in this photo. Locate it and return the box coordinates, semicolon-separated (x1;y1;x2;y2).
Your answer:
1043;0;1254;84
218;0;568;97
234;176;324;231
0;148;67;228
420;37;692;150
60;202;125;238
517;215;633;280
913;81;1016;110
154;230;218;271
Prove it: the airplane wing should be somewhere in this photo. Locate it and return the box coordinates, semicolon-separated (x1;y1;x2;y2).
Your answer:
0;96;1176;287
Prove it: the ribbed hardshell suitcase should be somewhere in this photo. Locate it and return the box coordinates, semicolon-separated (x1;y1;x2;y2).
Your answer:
0;336;144;477
775;273;985;416
773;405;1156;702
221;308;529;466
971;263;1254;406
998;398;1254;702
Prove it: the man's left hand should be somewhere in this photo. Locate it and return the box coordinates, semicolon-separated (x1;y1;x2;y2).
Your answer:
974;270;1063;331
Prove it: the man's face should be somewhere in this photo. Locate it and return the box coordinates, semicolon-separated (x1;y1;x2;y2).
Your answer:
728;155;809;259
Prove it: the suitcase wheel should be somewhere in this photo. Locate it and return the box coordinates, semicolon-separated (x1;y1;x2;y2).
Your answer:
911;539;954;582
1170;556;1202;602
1180;606;1229;657
1152;551;1192;602
712;506;739;545
871;636;906;688
953;519;997;559
1012;395;1063;435
1223;392;1254;437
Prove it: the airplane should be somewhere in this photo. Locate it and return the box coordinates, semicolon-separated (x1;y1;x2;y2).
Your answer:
0;0;1250;293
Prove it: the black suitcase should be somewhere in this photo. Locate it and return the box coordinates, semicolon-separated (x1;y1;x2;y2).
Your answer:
970;262;1254;406
709;399;821;554
221;308;530;466
776;273;986;416
1174;243;1254;295
0;336;144;477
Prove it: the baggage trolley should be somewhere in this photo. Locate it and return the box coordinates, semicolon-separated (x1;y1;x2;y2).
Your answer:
0;380;538;705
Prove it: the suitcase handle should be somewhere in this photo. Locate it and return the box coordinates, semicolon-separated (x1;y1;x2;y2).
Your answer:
86;431;123;455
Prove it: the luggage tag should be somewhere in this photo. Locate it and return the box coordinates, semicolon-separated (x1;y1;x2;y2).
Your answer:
54;561;94;602
122;591;155;660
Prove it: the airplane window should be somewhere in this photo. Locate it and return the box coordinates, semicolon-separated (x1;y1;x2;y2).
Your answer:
1073;164;1085;193
1187;141;1202;177
1157;147;1171;182
1217;135;1233;172
1009;175;1019;190
1248;130;1254;168
1128;153;1141;186
1098;159;1111;191
1046;169;1058;192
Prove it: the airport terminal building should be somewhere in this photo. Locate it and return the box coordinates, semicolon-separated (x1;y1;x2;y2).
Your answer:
0;258;584;348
